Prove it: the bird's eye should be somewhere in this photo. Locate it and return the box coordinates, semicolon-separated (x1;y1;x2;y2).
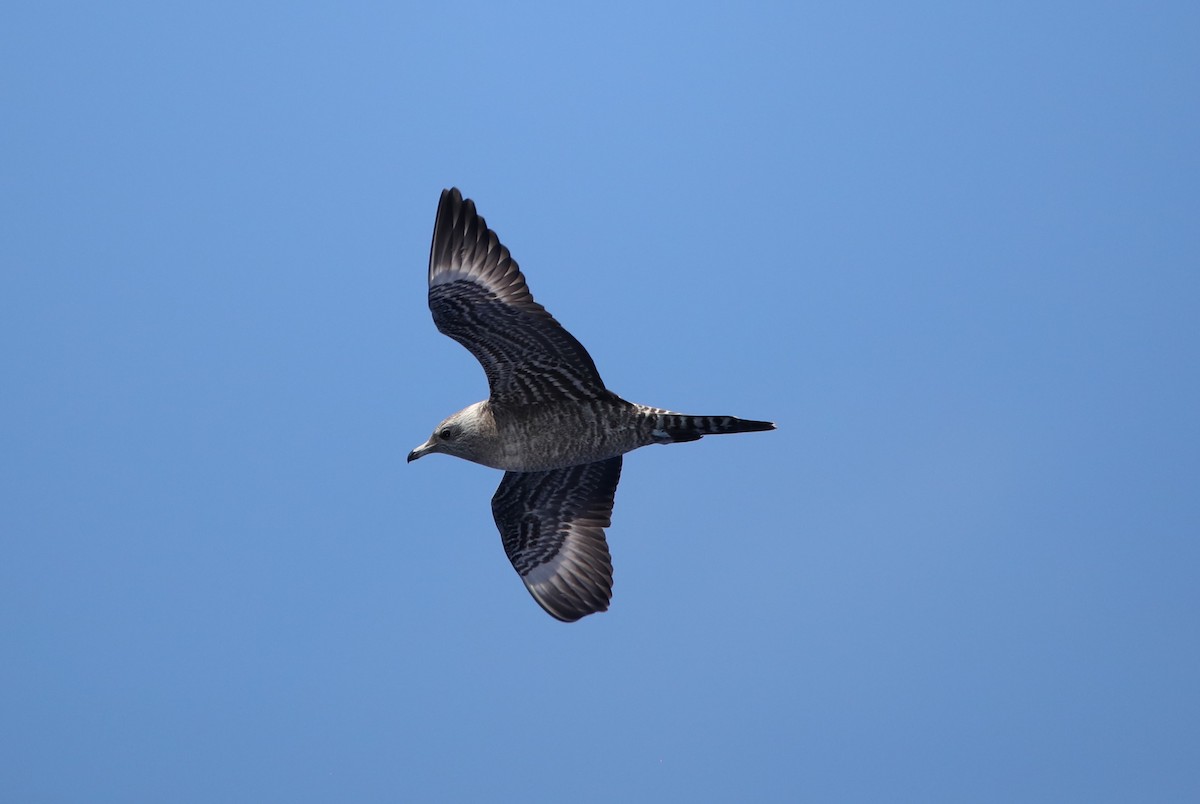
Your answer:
439;427;454;440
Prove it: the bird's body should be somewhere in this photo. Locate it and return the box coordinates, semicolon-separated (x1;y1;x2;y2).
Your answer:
408;188;773;621
423;396;771;473
470;397;642;472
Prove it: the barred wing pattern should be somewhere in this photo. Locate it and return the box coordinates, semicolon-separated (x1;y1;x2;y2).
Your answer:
491;457;623;622
428;188;607;408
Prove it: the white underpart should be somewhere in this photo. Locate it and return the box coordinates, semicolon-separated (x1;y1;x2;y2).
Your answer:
523;553;567;587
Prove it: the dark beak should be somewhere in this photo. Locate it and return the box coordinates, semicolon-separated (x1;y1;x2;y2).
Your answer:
407;439;435;463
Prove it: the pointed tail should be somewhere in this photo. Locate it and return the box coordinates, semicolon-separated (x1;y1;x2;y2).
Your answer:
641;409;776;444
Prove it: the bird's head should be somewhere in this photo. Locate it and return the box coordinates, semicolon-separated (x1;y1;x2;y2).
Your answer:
408;402;489;464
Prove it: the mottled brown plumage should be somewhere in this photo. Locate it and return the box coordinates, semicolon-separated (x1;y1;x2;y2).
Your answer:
408;188;773;621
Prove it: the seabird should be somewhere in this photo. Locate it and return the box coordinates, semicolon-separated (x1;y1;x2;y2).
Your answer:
409;188;774;621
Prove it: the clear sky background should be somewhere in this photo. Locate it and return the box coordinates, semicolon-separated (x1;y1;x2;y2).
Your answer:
3;3;1198;802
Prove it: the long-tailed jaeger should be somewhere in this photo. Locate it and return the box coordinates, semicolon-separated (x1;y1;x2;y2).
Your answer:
408;188;774;622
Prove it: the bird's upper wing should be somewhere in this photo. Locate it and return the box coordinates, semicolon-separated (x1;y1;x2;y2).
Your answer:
491;457;623;622
427;188;607;408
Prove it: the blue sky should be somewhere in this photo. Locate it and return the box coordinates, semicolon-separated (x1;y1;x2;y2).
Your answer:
3;2;1198;801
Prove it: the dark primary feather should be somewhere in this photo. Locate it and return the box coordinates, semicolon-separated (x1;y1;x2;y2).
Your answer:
491;457;623;622
428;188;607;408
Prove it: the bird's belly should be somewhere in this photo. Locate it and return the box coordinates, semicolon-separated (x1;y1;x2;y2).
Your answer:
492;405;641;472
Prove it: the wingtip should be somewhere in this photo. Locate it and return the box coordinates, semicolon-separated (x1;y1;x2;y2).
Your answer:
435;187;465;229
433;187;481;240
430;187;474;279
534;588;611;623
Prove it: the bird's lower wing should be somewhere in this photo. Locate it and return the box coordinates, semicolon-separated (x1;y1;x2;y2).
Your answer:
491;457;623;622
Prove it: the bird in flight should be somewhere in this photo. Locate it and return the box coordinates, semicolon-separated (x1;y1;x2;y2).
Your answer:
408;188;774;621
